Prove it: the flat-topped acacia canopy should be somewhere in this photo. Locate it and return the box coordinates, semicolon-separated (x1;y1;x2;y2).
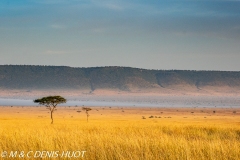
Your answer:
34;96;66;106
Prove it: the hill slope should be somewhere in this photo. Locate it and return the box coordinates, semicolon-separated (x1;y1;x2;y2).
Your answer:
0;65;240;95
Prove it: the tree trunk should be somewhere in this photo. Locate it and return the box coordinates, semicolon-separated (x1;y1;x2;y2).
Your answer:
51;111;53;124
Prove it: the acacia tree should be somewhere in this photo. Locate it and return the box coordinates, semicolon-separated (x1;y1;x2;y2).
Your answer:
34;96;66;124
82;107;92;122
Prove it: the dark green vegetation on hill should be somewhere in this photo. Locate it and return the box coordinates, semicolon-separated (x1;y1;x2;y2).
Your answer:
0;65;240;91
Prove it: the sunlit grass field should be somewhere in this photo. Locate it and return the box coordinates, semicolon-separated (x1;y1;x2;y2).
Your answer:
0;106;240;160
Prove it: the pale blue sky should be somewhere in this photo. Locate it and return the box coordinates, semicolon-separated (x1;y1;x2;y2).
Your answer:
0;0;240;71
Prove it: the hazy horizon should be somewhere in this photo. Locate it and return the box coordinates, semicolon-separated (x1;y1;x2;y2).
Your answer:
1;64;240;72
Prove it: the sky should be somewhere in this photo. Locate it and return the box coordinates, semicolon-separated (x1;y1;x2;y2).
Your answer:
0;0;240;71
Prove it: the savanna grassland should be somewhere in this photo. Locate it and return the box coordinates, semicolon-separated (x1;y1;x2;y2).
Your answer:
0;106;240;160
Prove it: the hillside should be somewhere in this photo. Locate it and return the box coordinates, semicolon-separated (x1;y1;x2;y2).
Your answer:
0;65;240;95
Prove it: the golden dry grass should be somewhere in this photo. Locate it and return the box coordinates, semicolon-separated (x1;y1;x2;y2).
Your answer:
0;106;240;160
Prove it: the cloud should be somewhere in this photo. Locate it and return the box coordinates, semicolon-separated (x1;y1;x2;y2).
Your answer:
91;28;106;33
30;0;70;5
104;3;123;11
50;24;66;29
44;50;67;55
90;0;126;11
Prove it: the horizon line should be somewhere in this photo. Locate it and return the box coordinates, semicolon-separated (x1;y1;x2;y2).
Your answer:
0;64;239;72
